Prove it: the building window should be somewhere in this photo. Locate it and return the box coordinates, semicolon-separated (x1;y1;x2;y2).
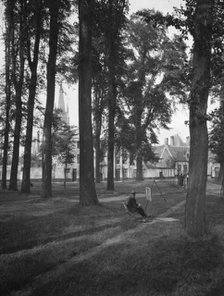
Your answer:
77;154;80;164
183;164;188;174
77;141;80;149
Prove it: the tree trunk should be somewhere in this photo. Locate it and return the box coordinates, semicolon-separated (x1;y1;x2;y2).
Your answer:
135;112;143;181
2;73;11;189
78;0;98;205
218;161;223;183
185;0;214;238
8;94;23;191
1;0;13;190
21;71;38;193
135;54;145;181
106;2;117;191
219;96;224;196
93;84;103;183
136;154;143;180
41;1;60;198
219;161;224;198
135;84;144;181
107;73;116;190
9;0;26;191
21;1;42;193
95;122;102;183
64;163;67;188
95;141;101;183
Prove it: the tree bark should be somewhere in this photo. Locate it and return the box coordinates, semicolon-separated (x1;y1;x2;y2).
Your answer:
9;0;26;191
1;0;13;190
107;67;116;190
219;162;224;198
21;1;42;193
219;97;224;197
78;0;98;205
94;89;103;183
106;1;117;191
41;0;60;198
135;56;145;181
185;0;214;238
135;105;144;181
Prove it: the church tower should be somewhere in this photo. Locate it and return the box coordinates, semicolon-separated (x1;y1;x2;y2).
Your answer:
58;83;70;124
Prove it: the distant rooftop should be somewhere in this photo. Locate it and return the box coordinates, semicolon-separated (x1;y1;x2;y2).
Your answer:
163;134;189;147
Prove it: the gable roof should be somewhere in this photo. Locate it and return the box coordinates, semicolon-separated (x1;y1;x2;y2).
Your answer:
154;135;190;163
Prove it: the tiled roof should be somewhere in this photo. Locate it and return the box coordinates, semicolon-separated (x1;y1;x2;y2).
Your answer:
154;137;189;163
168;146;189;162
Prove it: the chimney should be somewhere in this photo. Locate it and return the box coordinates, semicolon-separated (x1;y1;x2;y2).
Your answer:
170;136;175;146
164;138;169;145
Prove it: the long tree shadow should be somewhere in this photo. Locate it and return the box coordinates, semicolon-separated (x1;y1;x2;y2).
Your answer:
28;235;224;296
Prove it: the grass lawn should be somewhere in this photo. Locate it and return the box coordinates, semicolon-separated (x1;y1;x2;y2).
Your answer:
1;179;224;295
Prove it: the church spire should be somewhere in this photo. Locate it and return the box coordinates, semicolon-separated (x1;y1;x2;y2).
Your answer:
58;83;70;124
58;83;66;112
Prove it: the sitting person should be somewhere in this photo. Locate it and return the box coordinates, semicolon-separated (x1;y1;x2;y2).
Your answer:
126;190;148;218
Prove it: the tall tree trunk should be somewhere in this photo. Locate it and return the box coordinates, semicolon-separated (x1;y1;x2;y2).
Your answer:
2;58;11;190
94;88;103;183
95;137;101;183
135;57;145;181
21;73;37;193
107;67;116;190
218;161;223;182
135;109;143;181
104;0;127;189
41;0;60;198
106;1;117;191
1;0;13;190
219;162;224;198
185;0;214;238
9;92;23;191
9;0;26;191
79;0;98;205
219;97;224;198
136;155;143;180
64;162;67;188
21;1;42;193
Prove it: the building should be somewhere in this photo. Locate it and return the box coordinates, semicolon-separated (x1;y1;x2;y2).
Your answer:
153;135;190;178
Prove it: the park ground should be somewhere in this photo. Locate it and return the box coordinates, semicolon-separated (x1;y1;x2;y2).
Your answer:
1;179;224;296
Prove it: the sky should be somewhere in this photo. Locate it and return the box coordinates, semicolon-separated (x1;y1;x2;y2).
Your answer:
129;0;184;14
64;0;189;145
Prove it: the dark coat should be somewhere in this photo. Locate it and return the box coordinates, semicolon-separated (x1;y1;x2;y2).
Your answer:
126;196;138;213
